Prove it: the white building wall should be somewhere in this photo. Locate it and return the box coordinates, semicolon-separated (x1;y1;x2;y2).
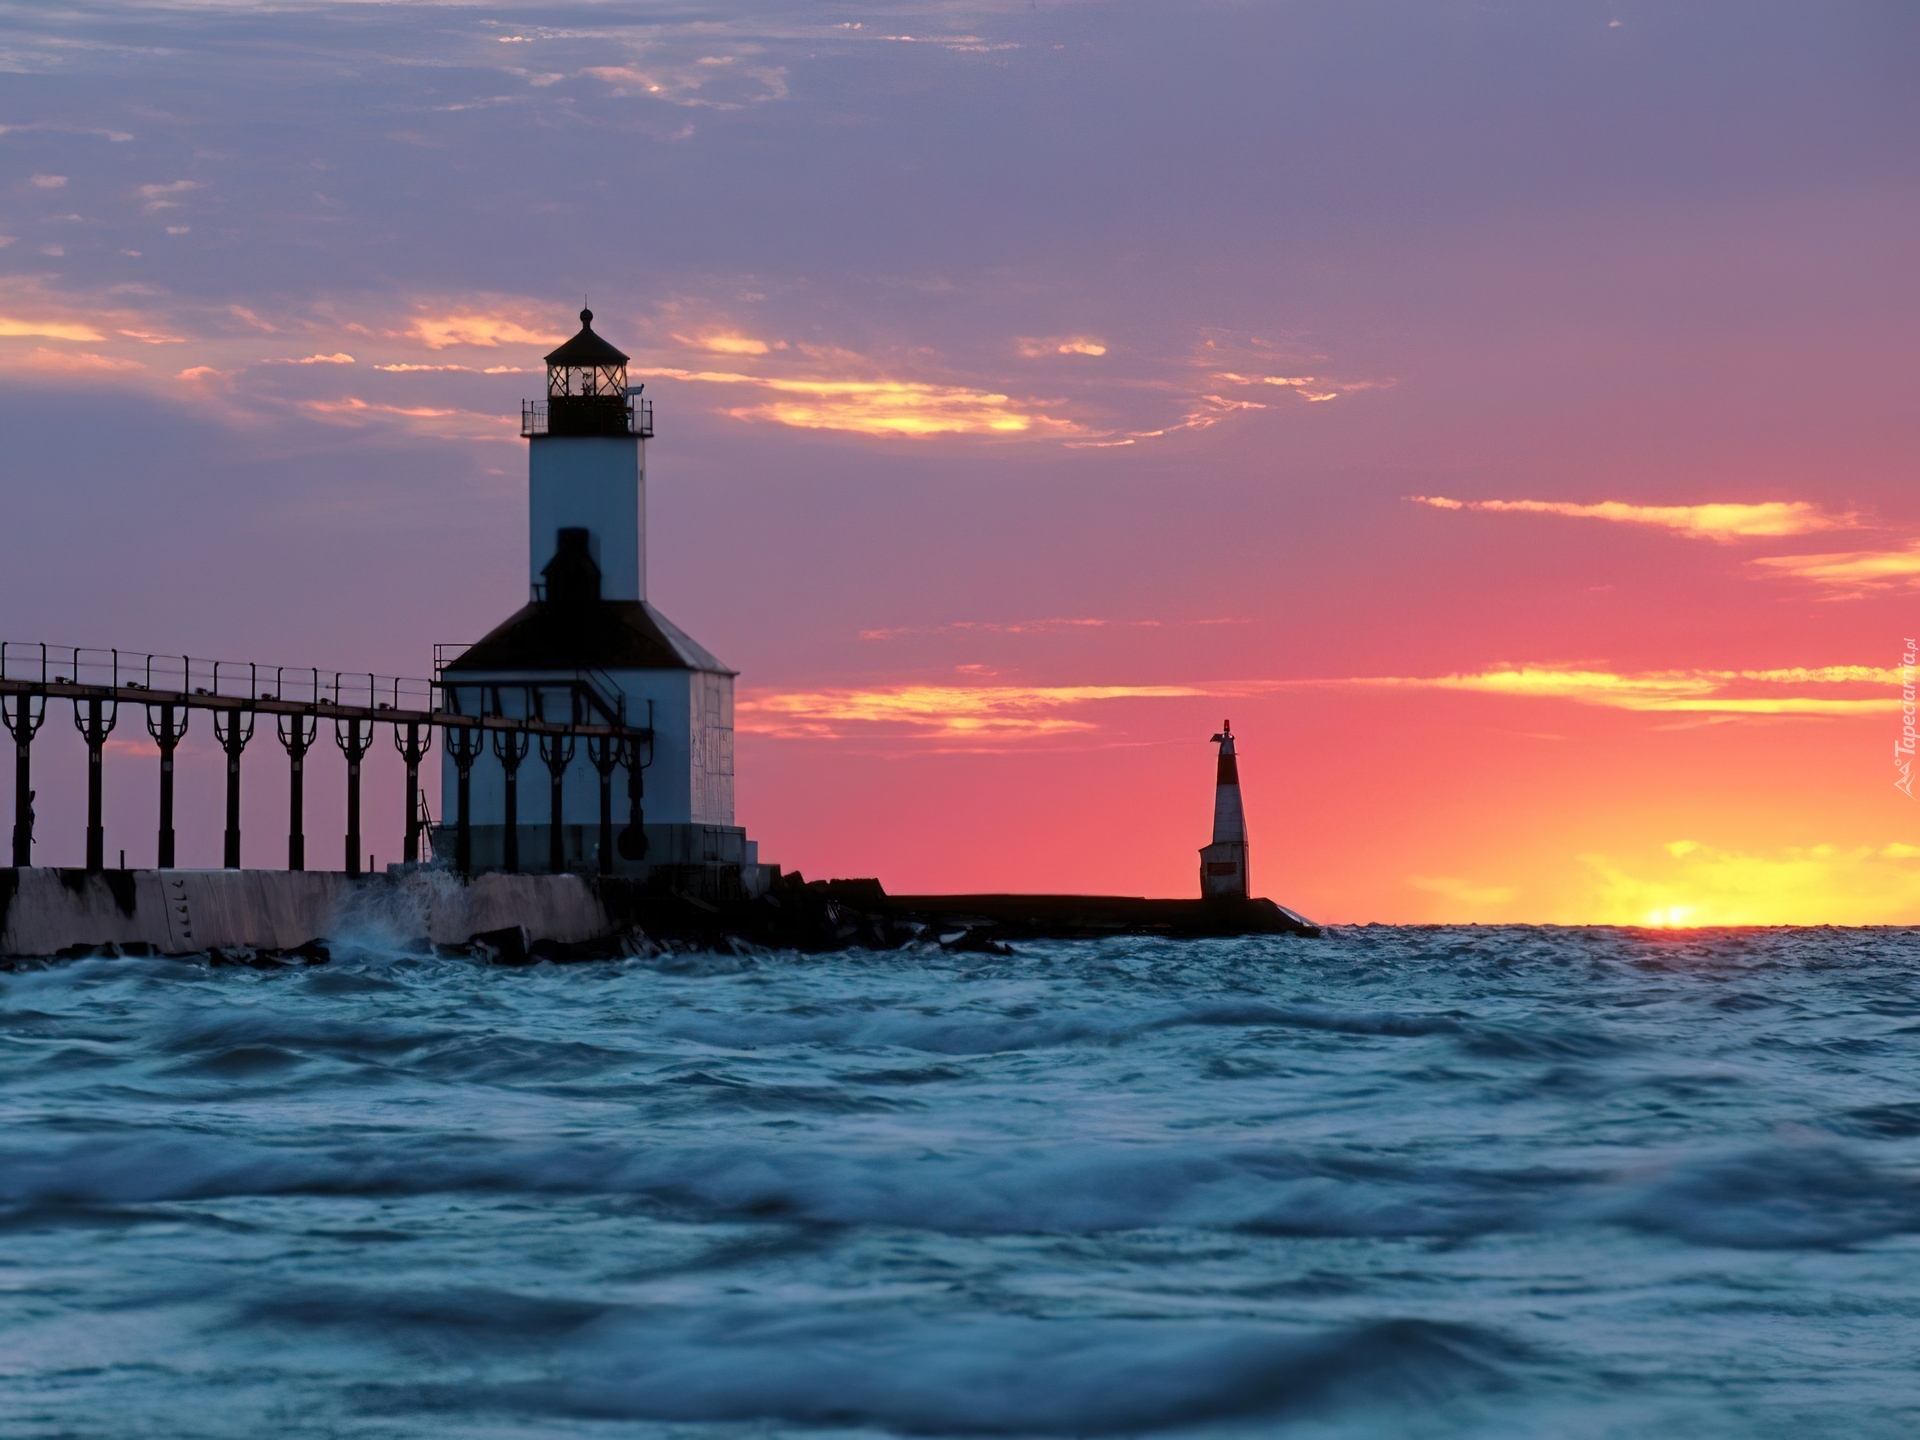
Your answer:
528;436;646;600
689;670;735;825
606;668;694;823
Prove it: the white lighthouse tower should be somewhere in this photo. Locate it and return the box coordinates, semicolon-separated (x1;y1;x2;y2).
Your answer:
436;308;760;883
1198;720;1249;898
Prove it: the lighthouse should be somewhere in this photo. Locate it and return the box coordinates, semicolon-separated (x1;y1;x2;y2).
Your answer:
1198;720;1249;898
435;308;762;884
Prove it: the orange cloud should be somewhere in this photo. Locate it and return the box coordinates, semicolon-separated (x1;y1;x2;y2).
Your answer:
636;367;1074;438
0;347;142;374
0;316;105;342
408;313;563;350
1340;663;1897;715
300;396;518;439
671;330;773;356
1212;372;1380;402
739;681;1241;740
1750;541;1920;595
743;660;1892;751
373;363;531;374
859;617;1166;640
264;353;355;366
1409;494;1857;540
1018;337;1107;358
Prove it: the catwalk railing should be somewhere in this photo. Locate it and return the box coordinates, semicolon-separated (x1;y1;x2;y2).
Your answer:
0;643;653;878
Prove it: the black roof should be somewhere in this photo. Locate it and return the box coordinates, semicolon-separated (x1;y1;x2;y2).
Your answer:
544;309;629;368
444;599;730;675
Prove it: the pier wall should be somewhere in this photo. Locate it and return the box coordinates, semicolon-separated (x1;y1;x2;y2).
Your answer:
0;868;613;958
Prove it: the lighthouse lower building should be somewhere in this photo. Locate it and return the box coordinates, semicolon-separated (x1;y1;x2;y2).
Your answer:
435;309;763;883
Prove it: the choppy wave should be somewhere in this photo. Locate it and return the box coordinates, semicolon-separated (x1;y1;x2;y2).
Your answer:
4;926;1920;1437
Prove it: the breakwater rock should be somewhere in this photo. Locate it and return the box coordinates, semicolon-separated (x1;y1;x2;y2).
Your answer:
0;866;1318;964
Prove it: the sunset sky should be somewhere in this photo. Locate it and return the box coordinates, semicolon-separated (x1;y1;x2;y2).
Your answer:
2;1;1916;923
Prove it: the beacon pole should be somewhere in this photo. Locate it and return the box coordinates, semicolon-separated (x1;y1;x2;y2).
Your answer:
3;693;46;867
146;702;187;868
214;705;253;869
394;721;432;864
277;712;317;871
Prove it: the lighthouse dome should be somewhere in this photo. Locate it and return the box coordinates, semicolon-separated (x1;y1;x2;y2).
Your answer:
544;308;629;369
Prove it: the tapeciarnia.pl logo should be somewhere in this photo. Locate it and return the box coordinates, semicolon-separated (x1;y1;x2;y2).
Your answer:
1898;637;1916;799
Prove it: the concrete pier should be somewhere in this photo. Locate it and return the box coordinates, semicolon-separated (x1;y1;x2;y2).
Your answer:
2;868;1321;961
0;867;612;958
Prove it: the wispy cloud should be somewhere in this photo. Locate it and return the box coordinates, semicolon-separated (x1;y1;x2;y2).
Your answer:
300;396;518;440
137;179;201;210
0;316;104;342
373;362;529;374
1072;393;1267;448
1018;336;1106;358
636;366;1076;438
407;312;563;350
0;123;131;142
1750;541;1920;596
1408;494;1858;540
858;616;1249;640
1213;371;1381;403
739;681;1251;741
745;660;1895;748
671;329;775;355
264;352;355;366
585;60;789;109
1338;663;1898;715
0;347;141;375
860;617;1164;640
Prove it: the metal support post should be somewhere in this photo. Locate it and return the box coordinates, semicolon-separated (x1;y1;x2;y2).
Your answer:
445;724;483;876
588;735;619;876
276;713;317;870
538;731;574;875
214;706;254;869
146;703;188;868
336;717;372;876
73;696;118;871
394;721;432;864
3;693;45;867
492;727;530;873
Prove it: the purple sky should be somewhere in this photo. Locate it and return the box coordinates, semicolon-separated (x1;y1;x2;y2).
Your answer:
3;2;1917;918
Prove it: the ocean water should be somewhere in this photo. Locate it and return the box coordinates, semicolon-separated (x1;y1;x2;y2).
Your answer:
3;927;1919;1439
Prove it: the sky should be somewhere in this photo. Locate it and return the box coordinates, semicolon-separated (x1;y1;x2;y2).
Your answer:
1;0;1917;923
